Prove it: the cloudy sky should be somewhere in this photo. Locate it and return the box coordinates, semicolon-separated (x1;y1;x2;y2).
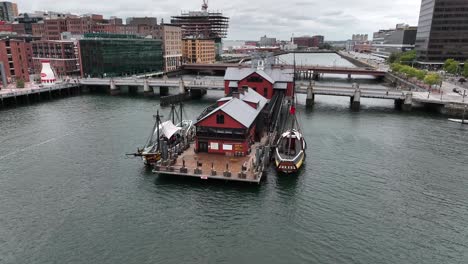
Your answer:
16;0;422;40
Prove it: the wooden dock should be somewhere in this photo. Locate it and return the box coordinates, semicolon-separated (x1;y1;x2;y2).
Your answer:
153;137;270;183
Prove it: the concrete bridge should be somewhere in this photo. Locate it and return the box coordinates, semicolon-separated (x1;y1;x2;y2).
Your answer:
180;63;386;79
79;77;225;96
297;82;468;113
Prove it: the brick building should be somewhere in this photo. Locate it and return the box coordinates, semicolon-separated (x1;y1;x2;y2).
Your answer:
66;16;93;35
31;40;80;77
292;35;324;48
31;22;45;37
224;63;294;99
182;38;215;63
0;38;31;83
195;88;267;155
153;24;182;72
44;19;68;40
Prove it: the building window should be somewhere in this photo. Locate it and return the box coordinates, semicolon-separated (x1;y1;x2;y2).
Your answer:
247;76;263;83
264;87;268;97
216;114;225;124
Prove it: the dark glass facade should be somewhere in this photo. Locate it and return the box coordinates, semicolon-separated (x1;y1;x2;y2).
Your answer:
79;34;163;77
415;0;468;62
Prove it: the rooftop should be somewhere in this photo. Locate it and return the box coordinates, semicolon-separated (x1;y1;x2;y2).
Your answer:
218;87;269;110
200;98;256;128
225;67;294;83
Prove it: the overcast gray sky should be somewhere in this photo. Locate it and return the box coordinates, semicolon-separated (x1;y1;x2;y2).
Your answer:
16;0;422;41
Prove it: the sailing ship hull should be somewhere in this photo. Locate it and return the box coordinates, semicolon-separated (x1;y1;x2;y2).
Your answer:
142;153;162;165
275;154;305;174
274;129;306;174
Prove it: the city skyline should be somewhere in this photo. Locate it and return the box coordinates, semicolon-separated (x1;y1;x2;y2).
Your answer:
14;0;422;40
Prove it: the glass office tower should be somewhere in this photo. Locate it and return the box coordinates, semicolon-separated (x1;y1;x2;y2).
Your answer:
415;0;468;63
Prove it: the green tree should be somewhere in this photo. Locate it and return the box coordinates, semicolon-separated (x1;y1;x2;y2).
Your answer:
463;61;468;78
399;50;417;63
388;53;400;64
390;63;403;72
415;70;427;81
424;73;441;86
443;59;460;74
16;79;25;88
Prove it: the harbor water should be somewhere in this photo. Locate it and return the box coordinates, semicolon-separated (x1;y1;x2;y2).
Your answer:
1;54;468;264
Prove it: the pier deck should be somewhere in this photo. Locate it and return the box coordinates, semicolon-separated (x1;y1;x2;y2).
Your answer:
153;138;268;183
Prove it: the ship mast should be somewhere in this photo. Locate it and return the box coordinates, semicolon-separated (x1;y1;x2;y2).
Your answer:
156;110;161;151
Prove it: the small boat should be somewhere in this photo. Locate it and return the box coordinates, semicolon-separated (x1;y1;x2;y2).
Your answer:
448;118;468;124
448;104;467;125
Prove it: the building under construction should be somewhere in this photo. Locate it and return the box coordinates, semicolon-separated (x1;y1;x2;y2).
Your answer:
171;0;229;55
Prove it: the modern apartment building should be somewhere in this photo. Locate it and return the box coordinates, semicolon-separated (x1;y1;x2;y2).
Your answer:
415;0;468;63
182;38;215;64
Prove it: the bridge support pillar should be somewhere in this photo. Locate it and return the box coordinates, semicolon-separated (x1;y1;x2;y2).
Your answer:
394;99;403;110
143;80;153;96
313;73;320;81
128;86;138;95
348;74;352;79
110;79;120;95
350;84;361;111
402;92;412;112
178;78;186;94
159;86;169;96
306;81;315;107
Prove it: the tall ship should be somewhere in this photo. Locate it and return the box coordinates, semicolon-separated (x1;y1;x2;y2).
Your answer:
274;56;307;174
274;106;307;173
129;104;194;166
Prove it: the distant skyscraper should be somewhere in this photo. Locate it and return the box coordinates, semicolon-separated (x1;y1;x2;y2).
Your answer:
0;1;16;22
415;0;468;62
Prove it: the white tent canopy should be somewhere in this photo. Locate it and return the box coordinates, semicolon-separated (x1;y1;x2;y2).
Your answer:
158;121;181;139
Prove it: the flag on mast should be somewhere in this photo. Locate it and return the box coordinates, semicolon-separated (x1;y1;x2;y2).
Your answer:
290;105;296;115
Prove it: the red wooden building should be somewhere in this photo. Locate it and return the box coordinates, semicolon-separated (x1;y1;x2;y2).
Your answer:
195;88;268;156
224;65;294;99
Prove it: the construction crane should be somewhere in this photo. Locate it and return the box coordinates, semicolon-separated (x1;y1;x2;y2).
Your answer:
202;0;208;11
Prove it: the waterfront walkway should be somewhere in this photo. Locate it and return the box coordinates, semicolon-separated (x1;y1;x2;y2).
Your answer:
0;82;80;101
